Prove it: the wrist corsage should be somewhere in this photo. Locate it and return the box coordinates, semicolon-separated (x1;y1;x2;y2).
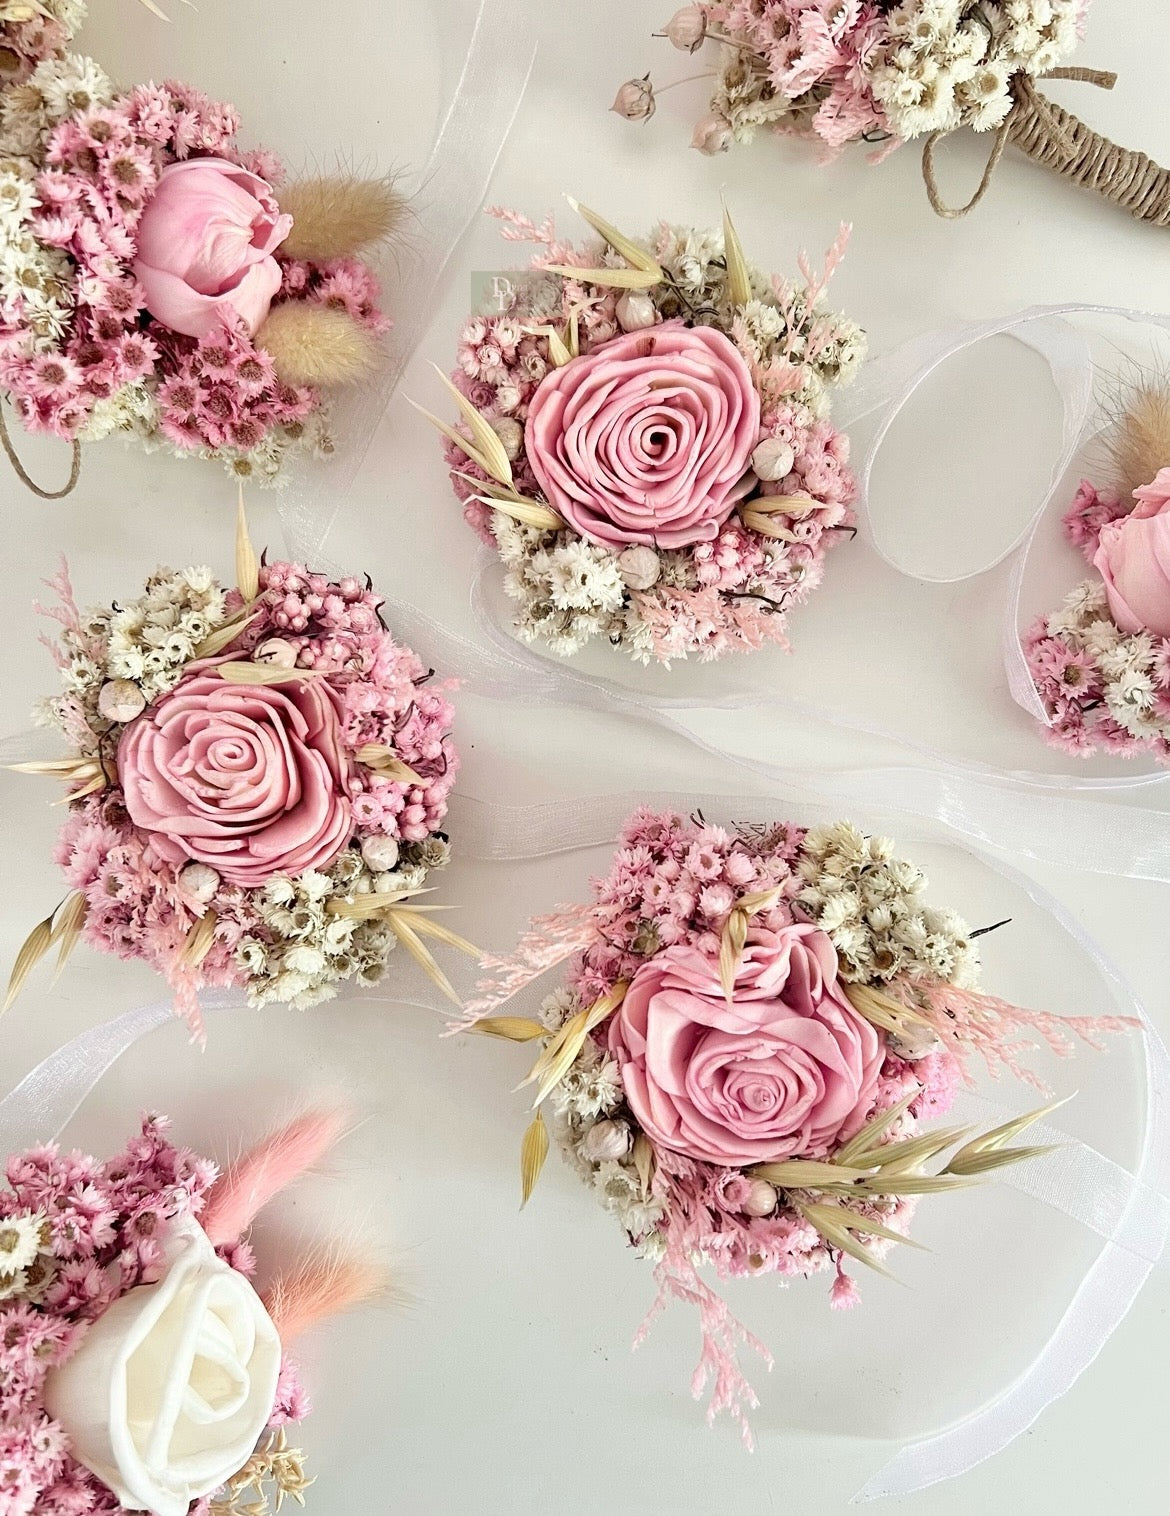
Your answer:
616;4;1170;225
1025;377;1170;762
0;1106;379;1515
422;200;864;665
9;502;468;1032
463;807;1130;1441
0;0;398;497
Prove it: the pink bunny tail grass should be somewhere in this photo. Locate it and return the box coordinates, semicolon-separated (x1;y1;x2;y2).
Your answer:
636;1243;772;1452
263;1247;387;1345
202;1109;348;1247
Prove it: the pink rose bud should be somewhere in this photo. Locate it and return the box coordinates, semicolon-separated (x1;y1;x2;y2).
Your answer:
617;546;662;591
665;5;707;52
612;75;657;122
97;678;146;724
133;159;294;340
1093;466;1170;637
691;112;733;155
254;637;298;669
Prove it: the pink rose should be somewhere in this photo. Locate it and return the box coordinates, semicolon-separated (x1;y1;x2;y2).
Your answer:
524;322;760;549
118;671;353;888
608;924;883;1166
134;159;293;340
1093;467;1170;637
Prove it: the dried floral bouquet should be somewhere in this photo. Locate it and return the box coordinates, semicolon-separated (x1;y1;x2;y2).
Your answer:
0;1107;380;1515
8;500;468;1031
424;200;864;665
462;807;1131;1439
1026;375;1170;761
0;0;399;494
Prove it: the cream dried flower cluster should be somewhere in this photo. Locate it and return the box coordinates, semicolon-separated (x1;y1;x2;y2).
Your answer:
871;0;1082;139
797;821;980;990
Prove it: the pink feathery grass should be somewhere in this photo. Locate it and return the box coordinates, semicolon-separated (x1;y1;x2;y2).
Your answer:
263;1247;385;1344
449;902;598;1033
201;1108;347;1246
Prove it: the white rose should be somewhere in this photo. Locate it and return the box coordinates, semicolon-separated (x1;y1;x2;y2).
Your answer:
45;1213;281;1516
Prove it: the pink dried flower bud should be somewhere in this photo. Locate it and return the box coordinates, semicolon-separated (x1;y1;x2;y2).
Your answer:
617;546;662;591
751;438;795;482
665;5;707;52
178;861;220;904
97;679;146;724
612;75;656;122
615;290;657;332
360;834;400;873
692;111;733;155
580;1119;632;1163
741;1178;777;1217
490;416;524;460
253;637;298;669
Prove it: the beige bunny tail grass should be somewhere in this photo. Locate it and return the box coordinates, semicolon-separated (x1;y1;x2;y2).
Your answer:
276;174;406;259
256;304;378;388
1102;370;1170;500
263;1247;388;1344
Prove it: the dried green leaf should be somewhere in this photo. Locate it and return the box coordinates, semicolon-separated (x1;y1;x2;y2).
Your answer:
51;891;87;983
749;1158;871;1188
835;1091;917;1168
740;510;799;542
520;1109;549;1208
544;264;661;291
396;911;479;961
850;1173;977;1197
722;202;752;307
633;1132;655;1199
385;912;462;1007
5;913;55;1011
468;1016;547;1042
866;1124;978;1174
235;485;260;602
406;397;501;480
798;1200;928;1252
565;198;662;274
214;663;316;686
944;1143;1060;1177
794;1200;898;1279
353;744;425;786
843;981;935;1036
428;364;514;485
194;608;261;660
177;910;217;970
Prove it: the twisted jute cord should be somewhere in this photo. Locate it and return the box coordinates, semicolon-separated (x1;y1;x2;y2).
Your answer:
922;65;1170;224
0;399;81;499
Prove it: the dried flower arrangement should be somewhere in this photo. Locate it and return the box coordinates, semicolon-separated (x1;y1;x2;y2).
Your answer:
460;807;1131;1441
8;501;467;1032
0;1107;380;1516
0;0;400;496
422;200;864;665
615;4;1170;224
1025;376;1170;761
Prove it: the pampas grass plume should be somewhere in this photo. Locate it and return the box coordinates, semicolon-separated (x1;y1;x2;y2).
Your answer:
1105;375;1170;500
263;1246;388;1344
256;304;378;388
202;1108;347;1247
276;174;405;260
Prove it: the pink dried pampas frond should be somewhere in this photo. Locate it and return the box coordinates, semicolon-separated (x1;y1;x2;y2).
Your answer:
201;1108;348;1247
263;1246;387;1344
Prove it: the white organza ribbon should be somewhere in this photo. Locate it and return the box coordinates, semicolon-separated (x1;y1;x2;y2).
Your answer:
444;790;1170;1501
276;0;536;563
835;302;1170;729
1;793;1166;1499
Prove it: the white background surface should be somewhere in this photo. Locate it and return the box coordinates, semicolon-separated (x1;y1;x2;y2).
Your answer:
1;2;1167;1513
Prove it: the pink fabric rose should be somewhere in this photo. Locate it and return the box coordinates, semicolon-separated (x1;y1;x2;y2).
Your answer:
524;322;760;549
1093;467;1170;637
118;670;353;887
134;159;293;340
608;924;883;1166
